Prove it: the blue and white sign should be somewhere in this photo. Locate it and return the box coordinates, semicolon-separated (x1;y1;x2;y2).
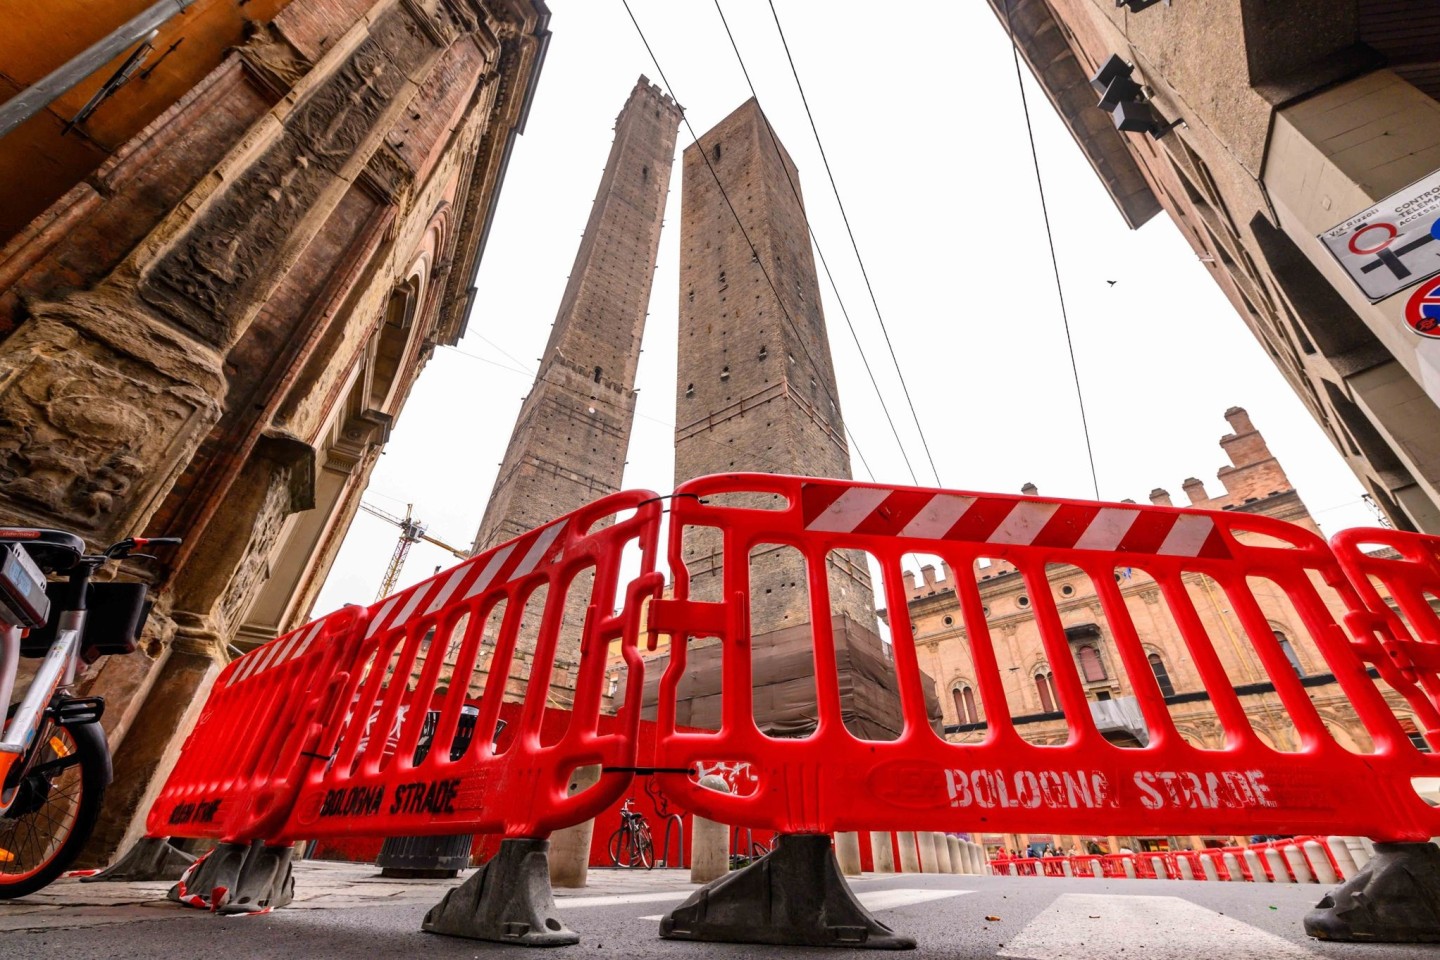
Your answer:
1320;168;1440;302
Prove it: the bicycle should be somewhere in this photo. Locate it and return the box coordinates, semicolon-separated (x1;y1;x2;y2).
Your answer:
607;797;653;869
729;830;770;870
0;529;178;898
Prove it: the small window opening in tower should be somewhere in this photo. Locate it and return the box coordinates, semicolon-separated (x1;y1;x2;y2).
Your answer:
593;366;602;383
719;270;726;284
642;165;649;182
712;143;721;163
758;345;768;360
685;383;694;398
720;367;730;381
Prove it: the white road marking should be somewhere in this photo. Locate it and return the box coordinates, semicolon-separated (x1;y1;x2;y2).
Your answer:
855;888;972;911
556;891;694;909
634;887;970;921
998;894;1316;960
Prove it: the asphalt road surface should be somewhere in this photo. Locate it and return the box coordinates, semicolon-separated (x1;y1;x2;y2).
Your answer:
3;861;1438;959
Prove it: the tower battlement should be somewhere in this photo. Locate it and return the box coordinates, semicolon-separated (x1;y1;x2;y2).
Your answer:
628;74;683;119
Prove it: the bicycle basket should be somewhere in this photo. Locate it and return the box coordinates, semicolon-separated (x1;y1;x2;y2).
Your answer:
21;582;149;657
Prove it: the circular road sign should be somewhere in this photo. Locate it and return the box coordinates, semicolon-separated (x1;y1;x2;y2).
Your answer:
1405;276;1440;339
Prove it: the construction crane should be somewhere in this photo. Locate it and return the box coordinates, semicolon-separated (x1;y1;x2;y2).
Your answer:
359;501;469;601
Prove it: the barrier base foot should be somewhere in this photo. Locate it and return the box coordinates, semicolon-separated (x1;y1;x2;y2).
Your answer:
167;841;295;914
660;833;915;950
423;838;578;946
1305;842;1440;942
83;836;196;883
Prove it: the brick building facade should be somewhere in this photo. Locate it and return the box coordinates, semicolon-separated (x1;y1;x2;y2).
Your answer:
989;0;1440;533
0;0;548;863
884;408;1424;855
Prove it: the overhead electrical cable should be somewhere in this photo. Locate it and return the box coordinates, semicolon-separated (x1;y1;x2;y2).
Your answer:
711;0;921;486
447;345;802;475
999;0;1101;499
620;0;877;482
765;0;944;488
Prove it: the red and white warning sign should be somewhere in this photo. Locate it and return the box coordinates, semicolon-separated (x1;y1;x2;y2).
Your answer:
1320;167;1440;302
1405;277;1440;339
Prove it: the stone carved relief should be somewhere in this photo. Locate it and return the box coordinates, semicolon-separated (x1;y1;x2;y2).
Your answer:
237;21;311;95
363;143;416;206
218;477;290;634
141;6;439;346
217;433;317;633
0;296;222;538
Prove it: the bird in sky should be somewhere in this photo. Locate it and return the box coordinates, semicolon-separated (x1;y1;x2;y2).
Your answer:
1106;280;1118;287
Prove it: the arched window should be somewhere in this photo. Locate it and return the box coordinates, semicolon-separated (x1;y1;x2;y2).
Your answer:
1076;644;1106;683
952;685;979;724
1273;630;1305;677
1034;670;1057;713
1148;653;1175;697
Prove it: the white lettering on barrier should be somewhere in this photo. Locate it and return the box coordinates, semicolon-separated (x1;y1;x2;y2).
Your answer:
943;768;1278;811
1133;770;1276;810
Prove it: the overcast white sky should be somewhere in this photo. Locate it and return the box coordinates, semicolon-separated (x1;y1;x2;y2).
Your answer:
313;0;1376;615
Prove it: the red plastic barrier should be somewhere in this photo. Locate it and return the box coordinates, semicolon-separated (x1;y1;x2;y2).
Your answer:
157;490;663;845
648;474;1440;841
147;604;370;841
1330;528;1440;741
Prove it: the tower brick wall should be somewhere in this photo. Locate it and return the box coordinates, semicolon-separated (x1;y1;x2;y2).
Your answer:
674;98;873;631
467;78;679;700
653;99;939;738
472;77;681;555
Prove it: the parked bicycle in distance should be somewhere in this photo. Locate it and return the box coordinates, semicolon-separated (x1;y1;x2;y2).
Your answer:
0;529;179;897
608;797;654;869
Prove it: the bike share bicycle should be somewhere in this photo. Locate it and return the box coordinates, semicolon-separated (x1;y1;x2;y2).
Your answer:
608;797;654;869
0;528;178;897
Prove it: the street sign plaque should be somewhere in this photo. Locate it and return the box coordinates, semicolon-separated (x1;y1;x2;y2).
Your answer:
1319;168;1440;303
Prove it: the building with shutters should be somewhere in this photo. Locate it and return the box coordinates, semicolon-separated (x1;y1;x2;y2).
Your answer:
989;0;1440;534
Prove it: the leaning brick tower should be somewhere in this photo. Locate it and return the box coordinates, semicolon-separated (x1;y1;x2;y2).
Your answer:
662;99;930;738
470;77;681;694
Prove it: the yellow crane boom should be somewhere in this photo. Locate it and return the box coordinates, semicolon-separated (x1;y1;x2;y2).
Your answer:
358;501;468;601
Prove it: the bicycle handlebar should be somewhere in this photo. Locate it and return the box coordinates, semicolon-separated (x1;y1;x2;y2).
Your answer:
97;536;183;563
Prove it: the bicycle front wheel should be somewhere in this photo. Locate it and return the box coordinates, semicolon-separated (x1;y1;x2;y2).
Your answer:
636;830;654;870
608;826;631;868
0;721;108;899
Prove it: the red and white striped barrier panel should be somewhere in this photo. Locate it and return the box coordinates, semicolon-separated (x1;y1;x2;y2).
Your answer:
148;604;370;842
990;836;1363;884
151;489;663;847
647;474;1440;841
1329;528;1440;740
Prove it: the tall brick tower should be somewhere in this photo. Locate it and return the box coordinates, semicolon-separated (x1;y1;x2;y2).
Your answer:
470;77;680;696
473;77;681;553
661;99;934;738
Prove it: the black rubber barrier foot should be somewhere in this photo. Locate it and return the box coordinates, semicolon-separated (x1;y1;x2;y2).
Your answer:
166;841;295;913
168;841;247;909
221;843;295;914
83;836;196;883
422;837;579;947
1305;841;1440;942
660;833;916;950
